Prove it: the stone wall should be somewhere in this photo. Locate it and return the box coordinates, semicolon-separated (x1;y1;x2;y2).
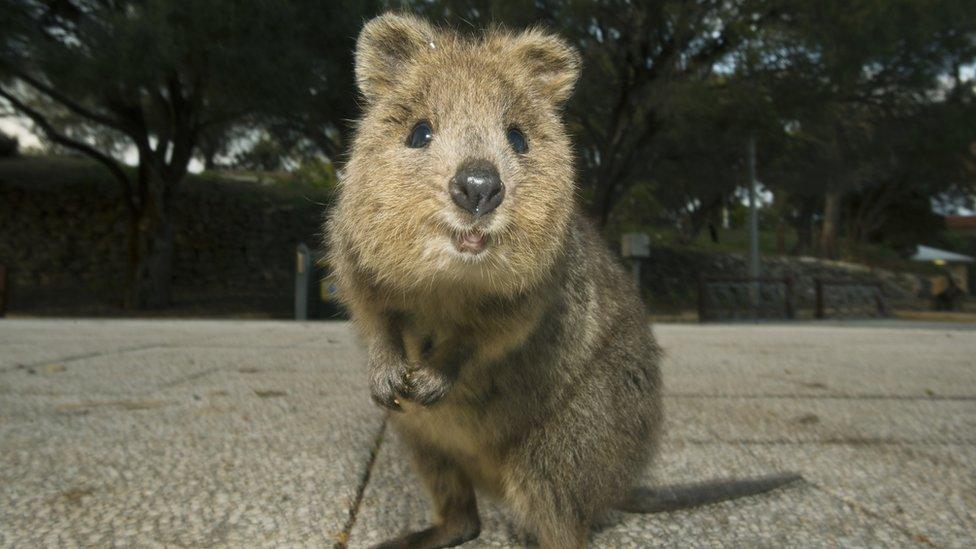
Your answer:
0;159;329;316
637;246;926;312
0;157;931;317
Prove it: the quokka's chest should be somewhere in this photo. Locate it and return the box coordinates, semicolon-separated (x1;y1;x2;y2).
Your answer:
395;400;511;494
396;300;546;372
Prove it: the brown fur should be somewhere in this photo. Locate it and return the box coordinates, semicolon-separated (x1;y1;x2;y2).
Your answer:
327;14;796;549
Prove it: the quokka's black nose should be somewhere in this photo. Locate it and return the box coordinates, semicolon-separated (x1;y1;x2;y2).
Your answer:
449;160;505;217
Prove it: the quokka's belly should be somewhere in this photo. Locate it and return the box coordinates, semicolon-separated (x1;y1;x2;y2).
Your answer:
401;400;511;466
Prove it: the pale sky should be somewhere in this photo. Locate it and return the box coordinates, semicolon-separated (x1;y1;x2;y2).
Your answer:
0;117;42;149
1;114;204;172
2;62;974;180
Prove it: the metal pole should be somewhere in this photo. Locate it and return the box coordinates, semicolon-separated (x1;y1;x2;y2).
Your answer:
784;276;795;320
815;278;825;319
748;135;760;311
698;275;708;322
631;259;641;293
295;243;310;320
0;264;7;318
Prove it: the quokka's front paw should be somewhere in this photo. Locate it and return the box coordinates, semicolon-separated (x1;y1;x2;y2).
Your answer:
401;366;454;407
369;359;454;410
368;358;413;411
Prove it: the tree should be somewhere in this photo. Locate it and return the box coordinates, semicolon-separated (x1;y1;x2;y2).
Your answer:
233;135;287;173
637;72;772;243
391;0;788;227
561;0;791;227
0;0;376;308
757;0;976;258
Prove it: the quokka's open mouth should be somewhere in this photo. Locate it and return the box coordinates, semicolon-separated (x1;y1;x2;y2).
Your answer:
454;231;487;254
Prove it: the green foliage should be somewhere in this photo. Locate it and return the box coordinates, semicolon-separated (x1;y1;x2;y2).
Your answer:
743;0;976;257
1;0;974;283
291;157;339;194
392;0;975;259
0;0;381;307
604;181;667;241
233;137;287;173
675;226;796;257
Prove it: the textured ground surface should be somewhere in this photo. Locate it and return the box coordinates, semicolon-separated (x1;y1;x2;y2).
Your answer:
1;319;974;547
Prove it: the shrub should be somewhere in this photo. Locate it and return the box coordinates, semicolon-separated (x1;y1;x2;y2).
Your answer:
0;132;18;157
292;157;338;193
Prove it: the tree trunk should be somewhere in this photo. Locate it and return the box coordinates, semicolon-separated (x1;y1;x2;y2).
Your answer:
204;152;218;171
775;217;786;255
820;189;842;260
125;208;175;309
790;197;815;256
139;218;175;308
591;175;617;228
124;166;176;309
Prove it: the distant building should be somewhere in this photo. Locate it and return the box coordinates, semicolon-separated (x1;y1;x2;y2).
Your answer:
911;245;974;300
945;215;976;293
946;215;976;238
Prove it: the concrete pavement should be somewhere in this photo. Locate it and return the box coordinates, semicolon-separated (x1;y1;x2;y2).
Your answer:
0;320;974;547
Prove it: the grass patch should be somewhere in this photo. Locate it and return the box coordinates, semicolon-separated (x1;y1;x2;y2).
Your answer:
646;224;940;275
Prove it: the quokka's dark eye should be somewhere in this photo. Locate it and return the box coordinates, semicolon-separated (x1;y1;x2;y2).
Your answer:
507;126;528;154
407;120;433;148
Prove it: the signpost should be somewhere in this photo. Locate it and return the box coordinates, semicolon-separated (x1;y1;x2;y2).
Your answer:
621;233;651;289
295;243;311;320
0;264;7;318
747;135;760;310
294;243;345;320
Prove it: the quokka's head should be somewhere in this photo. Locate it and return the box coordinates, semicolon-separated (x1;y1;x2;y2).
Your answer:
332;13;580;296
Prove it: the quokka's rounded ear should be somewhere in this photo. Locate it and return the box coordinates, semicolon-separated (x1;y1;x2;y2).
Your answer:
355;13;437;103
507;28;581;106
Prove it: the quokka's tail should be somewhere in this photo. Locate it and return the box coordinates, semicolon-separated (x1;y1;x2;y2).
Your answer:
615;473;804;513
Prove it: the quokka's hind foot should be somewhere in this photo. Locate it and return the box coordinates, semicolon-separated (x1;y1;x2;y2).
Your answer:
371;520;481;549
373;439;481;549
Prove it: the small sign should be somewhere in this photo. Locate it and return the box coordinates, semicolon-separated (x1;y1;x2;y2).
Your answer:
621;233;651;258
320;278;339;302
